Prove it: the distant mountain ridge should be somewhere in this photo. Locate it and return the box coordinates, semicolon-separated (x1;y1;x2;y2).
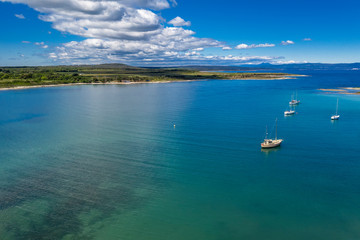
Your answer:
254;63;360;71
174;63;360;71
2;63;360;71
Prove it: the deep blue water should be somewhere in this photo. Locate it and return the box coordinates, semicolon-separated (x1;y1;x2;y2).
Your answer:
0;70;360;239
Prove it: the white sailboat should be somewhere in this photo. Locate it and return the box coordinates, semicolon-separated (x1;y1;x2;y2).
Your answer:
261;119;283;148
284;106;295;116
331;98;340;120
289;91;300;105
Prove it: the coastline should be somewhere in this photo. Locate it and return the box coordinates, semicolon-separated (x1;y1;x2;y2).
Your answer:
0;75;300;91
318;87;360;95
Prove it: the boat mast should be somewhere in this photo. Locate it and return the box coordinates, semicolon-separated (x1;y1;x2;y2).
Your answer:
336;98;339;115
265;125;268;139
275;118;278;140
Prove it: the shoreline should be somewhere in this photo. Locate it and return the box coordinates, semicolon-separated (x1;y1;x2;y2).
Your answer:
0;75;300;91
318;87;360;95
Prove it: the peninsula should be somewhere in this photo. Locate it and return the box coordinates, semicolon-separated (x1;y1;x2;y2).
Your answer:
318;87;360;95
0;64;298;90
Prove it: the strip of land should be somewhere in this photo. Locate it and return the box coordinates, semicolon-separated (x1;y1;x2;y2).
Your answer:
0;64;301;90
318;88;360;95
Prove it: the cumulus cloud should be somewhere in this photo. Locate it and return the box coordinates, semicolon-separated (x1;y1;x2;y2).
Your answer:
281;40;294;45
3;0;168;40
49;27;221;63
235;43;275;49
2;0;287;65
274;60;308;64
15;13;25;19
49;37;281;66
4;0;173;11
34;41;49;49
50;40;281;65
168;16;191;27
2;0;224;63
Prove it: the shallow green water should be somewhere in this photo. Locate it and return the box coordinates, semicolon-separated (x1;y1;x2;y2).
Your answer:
1;72;360;239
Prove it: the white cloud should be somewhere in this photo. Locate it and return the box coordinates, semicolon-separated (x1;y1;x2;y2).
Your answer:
15;13;25;19
1;0;224;63
49;37;281;65
235;43;275;49
3;0;287;65
274;60;308;64
22;41;31;44
34;42;45;46
3;0;166;40
168;16;191;27
49;27;221;63
3;0;172;11
281;40;294;45
39;7;162;40
235;44;248;49
303;38;312;41
34;42;49;48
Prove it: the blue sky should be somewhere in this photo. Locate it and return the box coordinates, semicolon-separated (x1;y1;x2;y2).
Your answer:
0;0;359;66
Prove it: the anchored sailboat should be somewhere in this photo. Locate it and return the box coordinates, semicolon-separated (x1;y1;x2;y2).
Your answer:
284;106;295;116
331;98;340;120
261;118;283;148
289;91;300;105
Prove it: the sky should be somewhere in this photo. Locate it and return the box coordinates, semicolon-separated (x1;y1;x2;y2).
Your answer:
0;0;359;66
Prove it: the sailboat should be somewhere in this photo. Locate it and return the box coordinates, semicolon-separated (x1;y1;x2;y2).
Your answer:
331;98;340;120
261;119;283;148
289;91;300;105
284;106;295;116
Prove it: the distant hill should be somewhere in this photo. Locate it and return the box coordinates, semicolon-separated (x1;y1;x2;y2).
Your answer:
161;63;360;72
3;63;359;71
254;63;360;71
167;65;266;71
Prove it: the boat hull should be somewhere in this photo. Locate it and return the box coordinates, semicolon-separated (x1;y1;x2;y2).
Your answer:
289;100;300;105
284;111;295;115
331;115;340;120
261;139;283;148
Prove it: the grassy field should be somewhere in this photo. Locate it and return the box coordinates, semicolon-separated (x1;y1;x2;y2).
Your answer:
0;64;295;88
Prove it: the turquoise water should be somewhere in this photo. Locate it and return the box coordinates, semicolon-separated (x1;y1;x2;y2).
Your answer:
1;71;360;239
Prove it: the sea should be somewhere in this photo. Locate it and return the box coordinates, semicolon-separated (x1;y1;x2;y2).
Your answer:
0;68;360;239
